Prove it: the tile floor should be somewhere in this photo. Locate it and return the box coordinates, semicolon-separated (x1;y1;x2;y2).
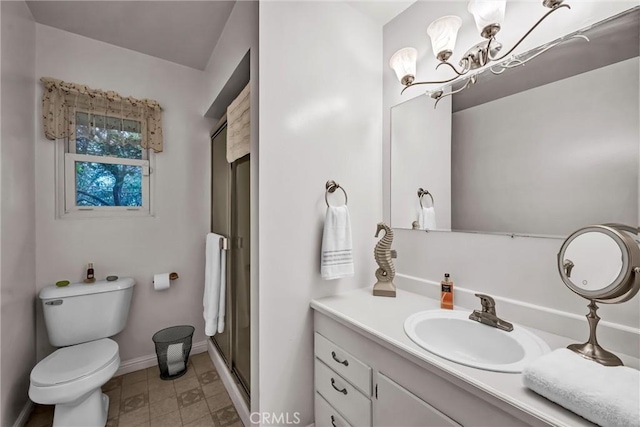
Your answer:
25;352;243;427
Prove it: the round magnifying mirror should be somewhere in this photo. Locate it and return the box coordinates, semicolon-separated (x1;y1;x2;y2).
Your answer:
558;224;640;303
557;224;640;366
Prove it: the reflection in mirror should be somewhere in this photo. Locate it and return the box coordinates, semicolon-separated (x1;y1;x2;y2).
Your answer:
390;8;640;238
558;224;640;302
391;95;452;231
562;231;624;293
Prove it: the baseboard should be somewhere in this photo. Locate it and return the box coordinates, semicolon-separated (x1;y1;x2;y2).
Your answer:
114;340;208;377
396;273;640;358
207;339;251;427
12;400;34;427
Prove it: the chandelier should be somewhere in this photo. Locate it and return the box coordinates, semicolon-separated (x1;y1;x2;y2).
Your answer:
389;0;586;106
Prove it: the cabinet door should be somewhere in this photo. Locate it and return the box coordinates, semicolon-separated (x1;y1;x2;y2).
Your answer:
374;373;460;427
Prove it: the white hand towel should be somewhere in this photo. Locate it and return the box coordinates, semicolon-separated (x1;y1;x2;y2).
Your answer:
418;207;437;230
204;233;227;336
523;348;640;427
321;205;354;280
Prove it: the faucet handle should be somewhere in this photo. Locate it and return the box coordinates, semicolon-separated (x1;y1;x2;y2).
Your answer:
474;293;496;313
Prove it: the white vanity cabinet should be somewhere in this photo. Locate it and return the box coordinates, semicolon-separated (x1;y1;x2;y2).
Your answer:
314;330;460;427
313;311;546;427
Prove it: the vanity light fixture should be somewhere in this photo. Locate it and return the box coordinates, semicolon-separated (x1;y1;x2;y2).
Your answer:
390;0;583;106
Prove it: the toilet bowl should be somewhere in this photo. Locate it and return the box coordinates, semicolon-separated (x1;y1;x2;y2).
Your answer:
29;278;135;427
30;339;120;427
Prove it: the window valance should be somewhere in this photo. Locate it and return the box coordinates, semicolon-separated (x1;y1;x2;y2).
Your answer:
40;77;164;153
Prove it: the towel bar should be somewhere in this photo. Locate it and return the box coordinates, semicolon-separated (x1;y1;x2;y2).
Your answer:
219;236;228;250
325;180;348;207
417;188;434;208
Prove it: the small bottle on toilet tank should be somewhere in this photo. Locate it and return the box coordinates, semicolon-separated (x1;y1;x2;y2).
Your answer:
85;263;95;283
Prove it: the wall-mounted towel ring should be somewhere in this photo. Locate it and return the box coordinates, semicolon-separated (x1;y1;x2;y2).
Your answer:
325;180;348;207
418;188;434;208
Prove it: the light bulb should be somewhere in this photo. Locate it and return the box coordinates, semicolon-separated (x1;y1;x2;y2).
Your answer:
389;47;417;86
468;0;506;38
427;16;463;62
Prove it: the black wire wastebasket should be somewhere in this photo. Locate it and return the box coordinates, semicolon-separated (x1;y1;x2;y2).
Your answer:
152;325;195;380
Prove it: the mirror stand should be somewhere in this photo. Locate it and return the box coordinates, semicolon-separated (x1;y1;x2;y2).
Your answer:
568;300;623;366
558;224;640;366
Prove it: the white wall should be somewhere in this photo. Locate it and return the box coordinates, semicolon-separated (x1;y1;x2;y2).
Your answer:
202;0;260;413
35;24;214;362
0;1;36;424
384;1;640;343
259;2;382;424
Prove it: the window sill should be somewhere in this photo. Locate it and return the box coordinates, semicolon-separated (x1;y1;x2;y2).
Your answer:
59;209;155;220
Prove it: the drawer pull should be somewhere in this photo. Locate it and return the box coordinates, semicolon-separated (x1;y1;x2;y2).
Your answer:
331;378;348;395
331;351;349;366
331;415;337;427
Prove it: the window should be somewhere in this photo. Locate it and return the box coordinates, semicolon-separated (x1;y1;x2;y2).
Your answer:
60;111;152;217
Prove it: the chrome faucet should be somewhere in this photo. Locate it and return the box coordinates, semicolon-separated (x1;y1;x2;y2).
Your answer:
469;294;514;332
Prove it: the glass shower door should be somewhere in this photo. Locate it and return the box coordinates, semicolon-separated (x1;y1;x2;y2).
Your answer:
231;155;251;394
210;123;251;399
210;125;231;364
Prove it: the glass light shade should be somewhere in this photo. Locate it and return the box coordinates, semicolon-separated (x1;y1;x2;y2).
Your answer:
468;0;507;36
427;16;463;61
389;47;418;85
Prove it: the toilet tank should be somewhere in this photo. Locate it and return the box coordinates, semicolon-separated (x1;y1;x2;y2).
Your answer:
40;278;135;347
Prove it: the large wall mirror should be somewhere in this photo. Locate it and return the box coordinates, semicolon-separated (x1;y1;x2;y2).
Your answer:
390;8;639;238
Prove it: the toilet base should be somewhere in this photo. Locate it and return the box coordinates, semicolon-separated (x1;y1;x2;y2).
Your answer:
53;388;109;427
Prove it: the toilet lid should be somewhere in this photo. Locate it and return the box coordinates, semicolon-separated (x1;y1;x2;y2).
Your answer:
31;339;119;386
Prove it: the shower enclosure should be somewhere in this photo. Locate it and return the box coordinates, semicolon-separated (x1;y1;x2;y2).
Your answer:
210;119;251;400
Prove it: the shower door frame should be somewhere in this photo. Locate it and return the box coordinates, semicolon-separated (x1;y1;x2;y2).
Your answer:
210;116;250;402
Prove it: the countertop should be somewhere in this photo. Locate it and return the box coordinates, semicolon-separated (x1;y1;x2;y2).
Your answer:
310;287;639;427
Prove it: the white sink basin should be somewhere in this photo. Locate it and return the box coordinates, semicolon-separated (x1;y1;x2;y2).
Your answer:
404;310;550;373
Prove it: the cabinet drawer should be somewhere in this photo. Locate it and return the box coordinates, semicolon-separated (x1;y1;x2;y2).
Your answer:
315;359;371;427
315;332;372;395
315;392;351;427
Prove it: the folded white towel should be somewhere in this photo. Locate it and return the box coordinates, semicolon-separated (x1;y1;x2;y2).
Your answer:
523;348;640;427
321;205;354;280
418;207;437;230
204;233;227;336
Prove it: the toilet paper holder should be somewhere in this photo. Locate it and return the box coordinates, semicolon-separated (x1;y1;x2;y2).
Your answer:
153;272;179;284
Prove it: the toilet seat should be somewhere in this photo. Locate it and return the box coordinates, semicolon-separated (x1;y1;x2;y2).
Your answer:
29;339;120;405
31;339;119;386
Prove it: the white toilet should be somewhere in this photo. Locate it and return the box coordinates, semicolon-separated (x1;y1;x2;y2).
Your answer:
29;278;135;427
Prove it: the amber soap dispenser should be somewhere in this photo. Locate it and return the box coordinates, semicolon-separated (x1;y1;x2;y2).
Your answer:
441;273;454;310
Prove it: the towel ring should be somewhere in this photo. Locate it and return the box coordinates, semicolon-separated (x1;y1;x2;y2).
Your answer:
325;180;348;207
418;188;434;208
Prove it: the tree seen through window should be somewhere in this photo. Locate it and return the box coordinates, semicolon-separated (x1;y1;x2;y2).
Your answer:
74;115;144;207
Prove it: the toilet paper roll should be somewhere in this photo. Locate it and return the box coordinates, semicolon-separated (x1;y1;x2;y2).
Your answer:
153;273;171;291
